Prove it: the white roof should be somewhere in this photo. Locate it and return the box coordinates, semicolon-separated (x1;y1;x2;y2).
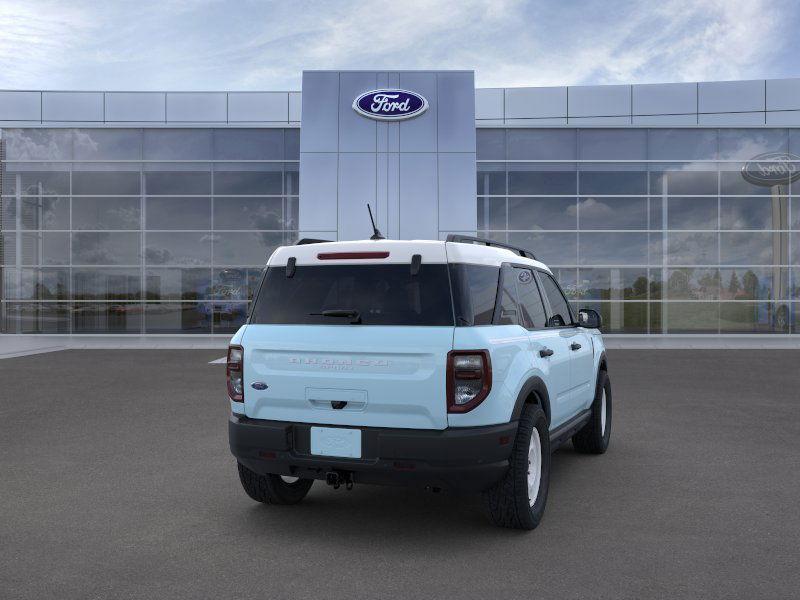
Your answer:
268;239;550;271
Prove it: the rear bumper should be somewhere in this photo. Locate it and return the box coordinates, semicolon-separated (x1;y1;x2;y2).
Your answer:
229;415;518;492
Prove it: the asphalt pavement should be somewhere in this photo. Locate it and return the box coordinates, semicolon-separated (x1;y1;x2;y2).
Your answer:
1;349;798;599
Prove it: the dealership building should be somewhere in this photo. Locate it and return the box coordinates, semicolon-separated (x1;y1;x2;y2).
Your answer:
1;70;799;338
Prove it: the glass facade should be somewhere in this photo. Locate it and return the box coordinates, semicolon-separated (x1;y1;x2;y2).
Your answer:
477;128;800;334
0;128;299;334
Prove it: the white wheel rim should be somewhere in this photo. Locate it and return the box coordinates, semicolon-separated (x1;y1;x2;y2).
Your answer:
527;429;542;506
280;475;300;484
600;389;607;436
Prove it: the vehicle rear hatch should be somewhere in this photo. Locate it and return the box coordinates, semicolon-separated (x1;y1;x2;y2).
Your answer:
241;241;454;430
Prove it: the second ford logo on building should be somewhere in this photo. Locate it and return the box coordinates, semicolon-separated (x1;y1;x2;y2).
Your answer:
353;89;428;121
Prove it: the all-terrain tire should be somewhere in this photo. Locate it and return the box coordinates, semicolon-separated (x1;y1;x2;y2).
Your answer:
572;370;612;454
483;404;550;530
237;462;314;505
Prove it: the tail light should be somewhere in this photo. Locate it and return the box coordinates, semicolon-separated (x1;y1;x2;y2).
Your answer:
227;345;244;402
447;350;491;413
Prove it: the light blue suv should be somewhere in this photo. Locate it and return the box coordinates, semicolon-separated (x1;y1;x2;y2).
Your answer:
228;235;611;529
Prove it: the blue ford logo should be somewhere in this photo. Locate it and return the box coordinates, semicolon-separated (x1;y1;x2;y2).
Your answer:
742;152;800;186
251;382;268;390
352;89;428;121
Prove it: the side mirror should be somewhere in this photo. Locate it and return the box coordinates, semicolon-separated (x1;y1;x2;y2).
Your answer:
577;308;602;329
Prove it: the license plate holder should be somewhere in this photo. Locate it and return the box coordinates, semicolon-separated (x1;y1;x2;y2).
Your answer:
310;426;362;459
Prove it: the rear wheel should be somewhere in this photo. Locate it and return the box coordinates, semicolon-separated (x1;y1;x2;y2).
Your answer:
483;404;550;530
237;462;314;505
572;370;612;454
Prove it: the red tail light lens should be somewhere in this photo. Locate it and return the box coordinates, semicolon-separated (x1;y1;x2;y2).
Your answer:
447;350;491;413
227;345;244;402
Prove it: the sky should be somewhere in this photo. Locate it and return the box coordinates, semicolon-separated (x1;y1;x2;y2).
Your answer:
0;0;798;91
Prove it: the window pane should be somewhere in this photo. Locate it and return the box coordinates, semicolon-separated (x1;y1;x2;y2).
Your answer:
11;170;70;195
143;129;213;160
668;197;718;230
514;268;547;328
579;171;647;195
477;165;506;195
666;268;720;300
213;197;283;230
144;171;210;195
2;302;70;333
719;302;778;333
720;197;786;230
73;129;141;160
664;302;719;333
73;303;142;333
720;168;774;195
284;163;299;196
507;129;576;160
477;197;506;230
72;268;141;300
648;129;717;161
212;267;263;301
10;268;69;300
72;197;140;230
20;196;69;230
718;129;788;160
19;232;70;265
579;233;649;265
145;232;212;265
719;267;786;301
72;171;140;196
1;197;16;228
508;197;576;230
145;197;211;230
146;268;212;301
212;232;282;265
577;268;649;300
508;232;577;266
720;232;776;265
213;169;283;195
650;170;717;195
476;129;505;160
213;302;249;333
580;301;648;334
578;129;646;160
285;129;300;159
539;272;572;326
72;232;140;265
144;303;212;333
496;266;518;326
508;169;576;195
578;197;647;230
666;232;718;264
449;263;499;326
214;129;283;160
4;129;72;160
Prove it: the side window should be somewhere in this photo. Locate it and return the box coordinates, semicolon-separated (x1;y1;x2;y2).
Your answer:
449;264;500;326
513;267;547;329
539;272;573;327
496;265;519;325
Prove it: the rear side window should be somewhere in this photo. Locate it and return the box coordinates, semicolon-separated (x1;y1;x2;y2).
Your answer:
513;267;547;329
449;264;500;326
539;271;573;326
496;265;519;325
250;264;454;326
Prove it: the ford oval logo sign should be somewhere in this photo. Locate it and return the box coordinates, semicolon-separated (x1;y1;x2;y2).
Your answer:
353;89;428;121
741;152;800;187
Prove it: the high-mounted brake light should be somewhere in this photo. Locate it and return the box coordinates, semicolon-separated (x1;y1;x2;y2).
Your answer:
227;345;244;402
447;350;492;413
317;251;390;260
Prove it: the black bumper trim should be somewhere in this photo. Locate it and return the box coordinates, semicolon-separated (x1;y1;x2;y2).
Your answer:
229;415;518;492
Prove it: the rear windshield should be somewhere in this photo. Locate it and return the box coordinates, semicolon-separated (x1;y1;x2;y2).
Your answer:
250;264;454;326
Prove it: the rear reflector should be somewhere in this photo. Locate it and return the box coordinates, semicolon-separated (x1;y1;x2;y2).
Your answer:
317;251;390;260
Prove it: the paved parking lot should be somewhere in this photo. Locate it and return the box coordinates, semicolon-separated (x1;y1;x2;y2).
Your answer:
1;349;799;599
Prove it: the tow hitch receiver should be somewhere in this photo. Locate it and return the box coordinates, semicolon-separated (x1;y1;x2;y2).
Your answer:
325;471;354;490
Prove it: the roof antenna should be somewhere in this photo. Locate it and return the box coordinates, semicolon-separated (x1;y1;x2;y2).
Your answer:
367;204;385;240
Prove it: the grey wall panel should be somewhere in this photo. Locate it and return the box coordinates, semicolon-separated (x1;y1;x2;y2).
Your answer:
376;152;389;233
766;79;800;111
337;153;377;240
632;114;697;125
166;92;226;122
0;91;41;121
569;85;631;117
387;152;400;239
569;116;631;125
228;92;288;122
398;72;438;152
300;72;339;152
476;119;506;126
632;82;696;115
42;92;103;121
698;111;765;125
438;153;477;233
766;111;800;126
338;72;377;152
475;88;503;120
399;153;438;239
505;86;567;119
298;153;338;231
698;80;764;113
105;92;165;122
504;117;567;126
437;71;476;153
289;92;302;122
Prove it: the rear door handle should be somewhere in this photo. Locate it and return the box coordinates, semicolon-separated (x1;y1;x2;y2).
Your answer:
570;342;582;351
539;348;554;358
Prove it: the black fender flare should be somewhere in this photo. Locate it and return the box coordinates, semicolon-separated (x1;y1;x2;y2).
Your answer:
598;350;608;373
511;377;551;425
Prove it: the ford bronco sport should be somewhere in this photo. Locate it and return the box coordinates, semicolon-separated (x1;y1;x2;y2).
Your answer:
228;235;611;530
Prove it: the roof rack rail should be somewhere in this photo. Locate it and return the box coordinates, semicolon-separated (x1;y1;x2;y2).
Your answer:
445;234;536;260
296;238;332;245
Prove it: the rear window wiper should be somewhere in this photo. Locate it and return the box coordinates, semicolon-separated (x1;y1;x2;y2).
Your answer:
309;309;362;324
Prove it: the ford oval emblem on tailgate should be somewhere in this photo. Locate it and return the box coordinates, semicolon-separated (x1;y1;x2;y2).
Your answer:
251;382;268;390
